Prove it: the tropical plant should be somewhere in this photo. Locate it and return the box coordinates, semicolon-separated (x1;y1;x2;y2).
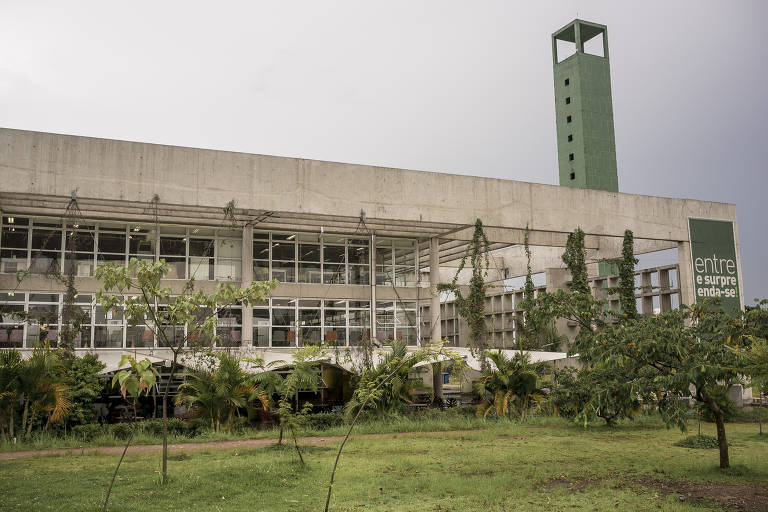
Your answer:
175;352;255;431
17;345;70;439
0;349;22;439
475;351;545;420
345;340;424;418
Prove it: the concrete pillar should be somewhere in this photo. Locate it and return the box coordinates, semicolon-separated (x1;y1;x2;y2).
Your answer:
369;232;377;341
677;241;695;308
429;237;441;343
240;225;253;348
429;237;443;402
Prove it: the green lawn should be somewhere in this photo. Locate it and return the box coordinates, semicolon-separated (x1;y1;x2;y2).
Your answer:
1;418;767;511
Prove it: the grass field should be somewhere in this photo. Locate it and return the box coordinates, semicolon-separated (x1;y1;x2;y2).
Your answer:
1;418;767;511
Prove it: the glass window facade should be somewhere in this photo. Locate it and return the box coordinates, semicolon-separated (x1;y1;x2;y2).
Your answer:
0;291;249;349
0;217;242;282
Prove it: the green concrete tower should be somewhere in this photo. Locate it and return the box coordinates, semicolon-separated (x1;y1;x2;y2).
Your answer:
552;20;618;192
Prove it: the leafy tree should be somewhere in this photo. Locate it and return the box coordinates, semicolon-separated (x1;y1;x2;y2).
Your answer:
273;345;324;464
437;219;490;359
475;351;545;420
175;352;255;431
62;353;106;427
0;349;22;439
103;355;159;512
550;365;640;426
95;258;277;483
574;302;746;468
618;230;638;321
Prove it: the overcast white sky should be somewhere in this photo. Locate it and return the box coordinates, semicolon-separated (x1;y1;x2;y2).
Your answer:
1;1;766;301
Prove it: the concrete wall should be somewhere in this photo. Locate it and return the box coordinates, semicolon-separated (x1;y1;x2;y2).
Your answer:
0;128;737;243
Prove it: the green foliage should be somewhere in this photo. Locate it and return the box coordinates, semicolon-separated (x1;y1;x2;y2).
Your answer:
476;351;546;420
304;412;344;430
345;340;426;418
437;219;490;357
618;230;638;321
71;423;106;442
111;422;133;440
743;299;768;393
550;366;640;427
572;300;749;468
62;354;106;426
112;355;159;402
674;434;719;449
695;386;737;423
0;349;22;438
562;227;589;295
17;345;71;439
175;352;255;431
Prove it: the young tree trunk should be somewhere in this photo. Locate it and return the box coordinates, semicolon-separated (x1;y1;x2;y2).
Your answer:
21;397;29;440
102;414;137;512
291;428;304;465
160;354;179;485
701;389;730;469
25;406;36;440
278;423;284;445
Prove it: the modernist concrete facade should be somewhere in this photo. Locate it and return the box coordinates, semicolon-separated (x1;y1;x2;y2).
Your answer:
0;127;744;371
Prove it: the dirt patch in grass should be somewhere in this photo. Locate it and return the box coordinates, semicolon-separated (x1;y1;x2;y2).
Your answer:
540;476;594;493
637;478;768;512
495;434;525;440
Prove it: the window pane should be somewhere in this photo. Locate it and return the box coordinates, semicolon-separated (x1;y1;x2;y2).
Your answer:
129;228;156;254
126;325;154;348
189;238;214;257
253;240;269;258
65;253;94;277
347;245;369;264
1;249;27;273
271;262;295;283
323;327;345;345
96;254;127;268
299;328;321;345
298;262;321;283
271;241;295;261
218;239;242;259
252;323;269;347
271;327;295;347
32;229;61;250
348;310;370;326
69;232;94;252
98;233;126;254
163;257;187;279
160;237;185;256
29;252;60;275
189;256;214;280
94;305;124;323
348;265;370;285
93;325;123;348
299;244;320;262
254;260;269;281
2;227;28;249
323;245;344;263
323;264;345;284
272;308;294;326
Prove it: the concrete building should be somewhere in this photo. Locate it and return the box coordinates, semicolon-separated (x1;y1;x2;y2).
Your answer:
0;21;745;395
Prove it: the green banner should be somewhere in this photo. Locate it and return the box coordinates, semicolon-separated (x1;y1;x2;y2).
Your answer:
688;218;741;313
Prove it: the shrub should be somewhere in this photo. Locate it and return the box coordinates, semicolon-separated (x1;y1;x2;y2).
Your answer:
305;412;344;430
673;434;719;449
111;423;134;440
71;423;105;442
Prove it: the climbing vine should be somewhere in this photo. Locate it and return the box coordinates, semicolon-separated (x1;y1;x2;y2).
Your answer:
562;227;589;295
618;229;638;321
437;219;490;358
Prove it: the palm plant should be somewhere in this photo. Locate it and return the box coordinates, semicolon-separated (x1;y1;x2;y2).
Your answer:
0;349;22;439
175;352;255;431
17;345;70;439
476;351;545;420
345;339;422;417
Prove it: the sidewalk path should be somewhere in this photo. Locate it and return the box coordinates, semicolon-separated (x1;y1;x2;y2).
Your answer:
0;429;480;461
